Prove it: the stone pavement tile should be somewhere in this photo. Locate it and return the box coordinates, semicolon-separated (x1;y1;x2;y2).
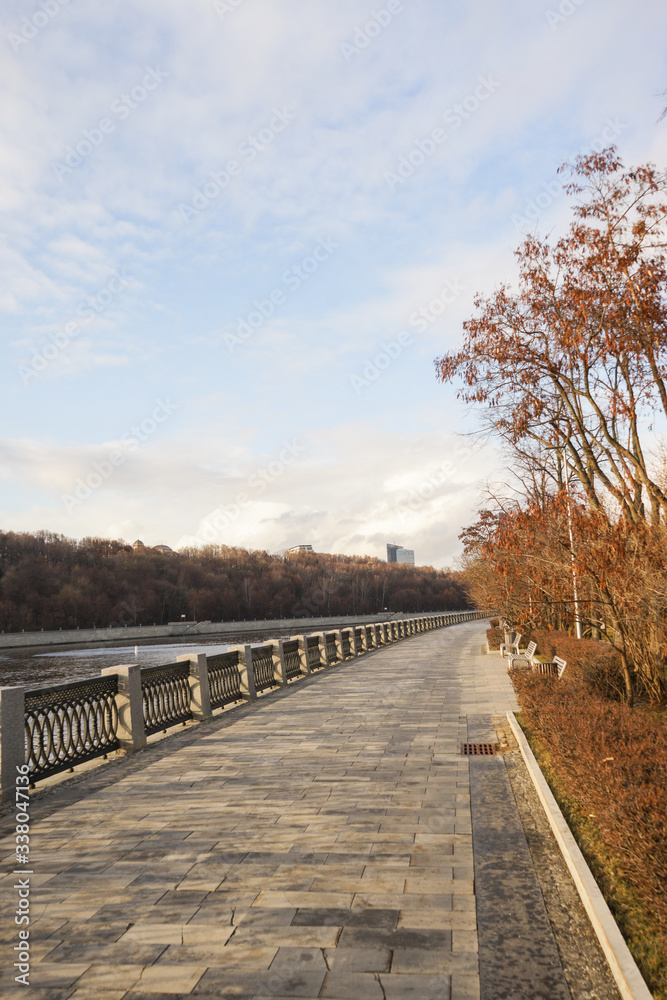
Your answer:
233;908;297;928
47;920;132;943
291;907;398;928
41;940;167;965
158;944;277;967
25;964;89;988
119;923;185;944
182;923;237;946
26;939;64;963
338;927;452;950
174;878;223;892
142;903;203;923
73;964;144;991
404;877;474;895
452;896;475;912
398;910;475;930
319;972;385;999
230;925;341;949
379;972;451;999
0;988;75;1000
133;963;206;993
187;891;259;915
82;903;154;924
452;930;478;953
352;892;453;910
391;949;478;975
68;990;126;1000
450;974;481;999
193;969;325;996
253;891;353;909
324;947;391;972
269;946;328;970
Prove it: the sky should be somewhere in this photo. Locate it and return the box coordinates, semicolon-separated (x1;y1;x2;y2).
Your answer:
1;0;665;569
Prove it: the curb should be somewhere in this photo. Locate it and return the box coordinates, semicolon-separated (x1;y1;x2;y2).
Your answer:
507;711;653;1000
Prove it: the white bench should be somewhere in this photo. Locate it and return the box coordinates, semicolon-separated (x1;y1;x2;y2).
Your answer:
532;655;567;679
507;640;537;671
499;632;523;658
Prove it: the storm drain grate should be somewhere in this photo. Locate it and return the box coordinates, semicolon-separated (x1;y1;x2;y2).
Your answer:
460;742;499;756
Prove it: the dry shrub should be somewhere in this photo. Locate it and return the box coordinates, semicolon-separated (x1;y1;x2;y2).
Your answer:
486;626;503;650
513;671;667;995
490;617;500;628
528;629;626;700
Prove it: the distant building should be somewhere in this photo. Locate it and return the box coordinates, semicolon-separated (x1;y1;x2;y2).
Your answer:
132;539;146;551
387;543;415;566
153;544;174;554
286;544;314;554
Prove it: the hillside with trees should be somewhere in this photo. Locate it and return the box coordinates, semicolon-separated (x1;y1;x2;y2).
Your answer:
0;532;469;632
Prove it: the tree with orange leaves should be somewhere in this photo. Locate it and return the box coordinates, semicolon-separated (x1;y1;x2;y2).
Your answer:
439;149;667;703
437;148;667;526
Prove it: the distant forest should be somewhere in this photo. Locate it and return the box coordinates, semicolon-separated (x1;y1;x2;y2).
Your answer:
0;531;470;632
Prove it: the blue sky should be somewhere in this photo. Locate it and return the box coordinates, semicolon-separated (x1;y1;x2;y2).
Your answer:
1;0;665;567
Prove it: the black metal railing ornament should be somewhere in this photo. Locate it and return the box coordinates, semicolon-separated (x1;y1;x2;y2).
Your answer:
207;650;243;709
325;633;337;664
283;640;302;680
141;662;192;736
252;645;276;691
25;676;120;783
307;635;322;669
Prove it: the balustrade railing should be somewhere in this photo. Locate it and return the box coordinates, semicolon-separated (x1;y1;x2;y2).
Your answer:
142;662;192;736
25;676;120;784
283;639;302;681
4;610;487;793
207;650;243;709
325;633;338;664
307;635;322;670
252;645;277;692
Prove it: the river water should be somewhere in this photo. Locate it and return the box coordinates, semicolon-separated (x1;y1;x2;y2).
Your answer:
0;628;304;690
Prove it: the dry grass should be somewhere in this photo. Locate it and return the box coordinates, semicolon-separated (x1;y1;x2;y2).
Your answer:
513;673;667;999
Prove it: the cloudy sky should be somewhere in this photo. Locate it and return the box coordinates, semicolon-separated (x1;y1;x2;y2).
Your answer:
1;0;665;567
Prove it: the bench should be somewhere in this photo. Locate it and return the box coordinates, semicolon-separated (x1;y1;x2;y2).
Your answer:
507;640;537;671
499;632;523;658
532;655;567;679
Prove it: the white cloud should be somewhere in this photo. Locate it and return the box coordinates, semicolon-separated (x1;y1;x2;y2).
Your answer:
0;0;664;569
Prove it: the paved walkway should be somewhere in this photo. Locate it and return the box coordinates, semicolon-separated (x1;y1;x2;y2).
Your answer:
0;623;583;1000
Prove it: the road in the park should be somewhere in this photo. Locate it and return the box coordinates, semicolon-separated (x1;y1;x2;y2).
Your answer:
0;621;621;999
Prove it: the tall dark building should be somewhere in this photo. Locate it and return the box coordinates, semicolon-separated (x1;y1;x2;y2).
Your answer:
387;543;415;565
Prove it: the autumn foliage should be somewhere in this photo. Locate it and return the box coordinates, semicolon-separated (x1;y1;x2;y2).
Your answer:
439;149;667;704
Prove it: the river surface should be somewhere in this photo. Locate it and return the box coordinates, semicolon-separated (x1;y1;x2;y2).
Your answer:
0;628;305;690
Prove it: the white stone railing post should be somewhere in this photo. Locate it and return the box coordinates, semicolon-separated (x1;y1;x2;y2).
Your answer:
270;639;287;686
177;653;212;721
332;630;344;663
0;686;25;801
101;664;146;751
230;644;257;701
